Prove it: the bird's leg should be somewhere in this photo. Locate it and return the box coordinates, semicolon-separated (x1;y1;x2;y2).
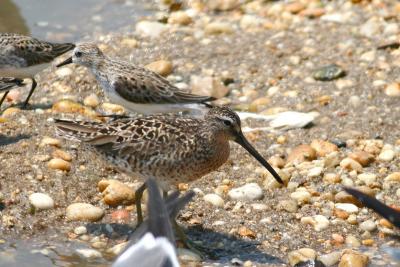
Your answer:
173;219;205;259
0;91;10;110
22;78;37;108
135;182;147;227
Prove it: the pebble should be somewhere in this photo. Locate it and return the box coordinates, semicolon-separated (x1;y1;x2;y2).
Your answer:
384;83;400;97
177;248;202;262
307;167;323;178
318;251;341;266
2;107;20;117
66;203;104;222
52;149;72;162
228;183;263;201
203;193;224;207
74;226;87;235
335;203;359;213
345;235;361;248
238;226;256;238
101;103;125;115
145;60;173;77
111;210;131;223
357;173;376;186
83;94;100;107
204;22;234;35
29;193;54;210
340;158;363;172
76;248;102;259
107;242;128;255
98;179;135;206
338;250;368;267
378;149;395;162
135;21;168;38
290;189;311;205
168;11;192;25
190;75;229;99
288;248;317;266
41;137;61;147
323;173;341;184
277;199;298;213
313;64;346;81
47;158;71;172
360;50;376;62
348;151;374;167
301;215;330;231
55;67;72;78
310;140;339;157
359;220;376;232
207;0;238;11
385;172;400;182
287;145;317;164
52;100;99;118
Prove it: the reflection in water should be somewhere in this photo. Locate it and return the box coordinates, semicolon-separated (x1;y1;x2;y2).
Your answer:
0;0;29;34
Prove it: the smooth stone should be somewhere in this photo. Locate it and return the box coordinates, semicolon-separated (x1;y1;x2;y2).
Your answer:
203;193;224;207
277;199;298;213
290;189;311;205
83;94;100;107
385;172;400;182
107;242;128;255
348;151;374;167
168;11;192;25
204;22;234;35
313;64;346;81
310;140;339;157
339;250;368;267
345;235;361;248
145;60;173;77
335;203;359;213
228;183;263;201
288;248;317;266
47;158;71;172
29;193;54;210
301;215;330;232
66;203;104;222
308;167;323;178
287;145;317;164
359;220;376;232
98;179;135;206
74;226;88;235
190;75;229;99
136;21;168;38
177;248;202;262
318;251;341;266
340;158;363;172
385;83;400;97
76;248;102;259
378;149;395;162
357;173;376;186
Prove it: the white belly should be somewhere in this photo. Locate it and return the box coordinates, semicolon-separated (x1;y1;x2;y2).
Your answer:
0;63;50;78
105;89;206;115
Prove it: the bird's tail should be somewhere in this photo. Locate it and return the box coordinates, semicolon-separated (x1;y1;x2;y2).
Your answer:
54;119;100;142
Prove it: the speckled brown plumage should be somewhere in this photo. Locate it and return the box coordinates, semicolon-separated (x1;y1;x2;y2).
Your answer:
56;42;215;114
55;106;283;189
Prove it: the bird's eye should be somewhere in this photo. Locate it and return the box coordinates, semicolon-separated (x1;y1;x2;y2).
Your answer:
223;120;232;126
75;51;82;57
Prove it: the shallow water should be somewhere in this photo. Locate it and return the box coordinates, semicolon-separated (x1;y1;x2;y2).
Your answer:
1;0;155;41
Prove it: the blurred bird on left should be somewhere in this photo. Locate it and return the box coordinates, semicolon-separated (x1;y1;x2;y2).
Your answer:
0;33;75;109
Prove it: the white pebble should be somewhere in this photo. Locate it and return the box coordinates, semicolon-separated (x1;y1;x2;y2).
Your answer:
228;183;264;201
66;203;104;222
203;193;224;207
29;193;54;210
359;220;376;232
335;203;359;213
308;167;323;178
290;190;311;205
76;248;102;258
378;149;395;162
74;226;88;235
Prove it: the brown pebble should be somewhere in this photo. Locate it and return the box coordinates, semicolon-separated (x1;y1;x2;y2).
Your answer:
348;151;374;167
98;179;135;206
311;140;338;157
111;209;131;223
52;149;72;162
339;250;369;267
145;60;173;77
2;107;20;117
361;239;374;246
379;218;393;229
268;155;285;168
285;2;305;14
287;145;317;164
334;209;349;220
332;233;345;245
47;158;71;172
238;226;256;239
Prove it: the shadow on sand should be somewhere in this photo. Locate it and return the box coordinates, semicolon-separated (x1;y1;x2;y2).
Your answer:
0;134;31;146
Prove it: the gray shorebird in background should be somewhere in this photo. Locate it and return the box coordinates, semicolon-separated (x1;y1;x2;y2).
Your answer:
55;106;284;223
56;42;215;115
113;178;194;267
0;33;75;109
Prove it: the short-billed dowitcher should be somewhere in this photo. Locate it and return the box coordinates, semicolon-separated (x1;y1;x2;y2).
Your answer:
55;106;283;223
56;42;215;114
0;33;75;108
